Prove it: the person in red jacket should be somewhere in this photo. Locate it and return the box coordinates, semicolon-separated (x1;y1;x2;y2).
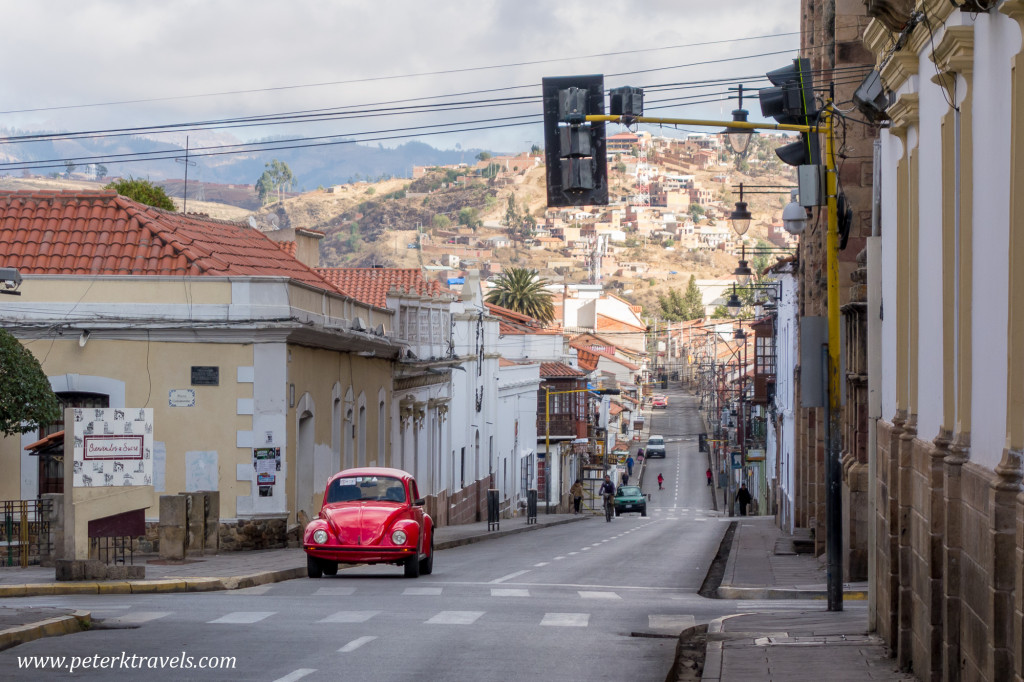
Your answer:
657;473;664;490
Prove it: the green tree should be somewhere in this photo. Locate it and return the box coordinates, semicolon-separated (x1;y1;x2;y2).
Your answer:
0;330;61;436
688;204;705;222
530;144;541;155
458;207;480;231
64;160;77;178
682;274;705;319
255;160;296;206
476;151;492;162
432;214;451;229
503;195;520;231
485;267;555;323
94;164;108;181
104;177;176;211
658;288;688;321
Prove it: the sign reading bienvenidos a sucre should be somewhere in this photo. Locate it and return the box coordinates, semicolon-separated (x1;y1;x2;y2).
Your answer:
72;408;154;487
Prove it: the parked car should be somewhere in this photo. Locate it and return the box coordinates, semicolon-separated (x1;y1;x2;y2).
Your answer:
646;435;666;458
652;395;668;409
614;485;647;516
303;467;434;579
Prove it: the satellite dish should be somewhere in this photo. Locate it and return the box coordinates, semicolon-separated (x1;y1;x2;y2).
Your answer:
247;216;258;229
269;215;280;230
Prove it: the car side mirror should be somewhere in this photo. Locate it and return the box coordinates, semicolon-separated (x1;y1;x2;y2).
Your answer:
414;498;425;506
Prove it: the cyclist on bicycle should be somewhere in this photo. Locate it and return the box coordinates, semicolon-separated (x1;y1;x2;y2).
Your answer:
599;474;616;519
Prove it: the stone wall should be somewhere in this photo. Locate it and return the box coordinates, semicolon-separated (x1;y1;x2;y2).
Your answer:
424;475;495;528
218;517;290;551
873;421;1024;682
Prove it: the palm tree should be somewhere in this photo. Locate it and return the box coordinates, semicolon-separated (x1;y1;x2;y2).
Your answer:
485;267;555;324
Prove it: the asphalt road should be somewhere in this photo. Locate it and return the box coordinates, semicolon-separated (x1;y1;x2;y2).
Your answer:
0;389;813;682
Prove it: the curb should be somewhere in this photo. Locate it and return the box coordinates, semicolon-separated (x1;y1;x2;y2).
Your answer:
0;610;91;652
0;515;588;600
716;586;869;600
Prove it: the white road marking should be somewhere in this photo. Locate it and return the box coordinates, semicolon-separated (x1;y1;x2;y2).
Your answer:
534;562;550;567
649;615;697;630
491;588;530;597
554;556;566;560
208;611;275;624
490;569;530;584
403;587;442;596
568;551;579;555
541;613;589;627
319;611;379;623
273;669;316;682
581;547;591;551
315;587;356;596
578;591;621;600
109;611;171;624
338;636;377;653
425;611;484;625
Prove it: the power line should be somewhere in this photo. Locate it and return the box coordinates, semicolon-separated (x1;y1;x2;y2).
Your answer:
0;30;806;116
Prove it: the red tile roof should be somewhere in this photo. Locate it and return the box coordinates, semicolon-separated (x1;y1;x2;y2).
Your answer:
539;361;586;378
485;302;560;335
0;191;337;292
317;267;447;309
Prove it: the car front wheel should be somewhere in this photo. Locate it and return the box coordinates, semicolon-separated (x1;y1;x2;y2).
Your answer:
322;561;339;576
419;534;434;575
404;543;422;578
307;555;323;579
640;508;647;517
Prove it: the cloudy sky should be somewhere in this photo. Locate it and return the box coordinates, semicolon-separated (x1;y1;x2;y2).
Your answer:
0;0;800;160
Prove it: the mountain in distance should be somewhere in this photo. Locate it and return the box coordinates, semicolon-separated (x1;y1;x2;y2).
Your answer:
0;127;489;191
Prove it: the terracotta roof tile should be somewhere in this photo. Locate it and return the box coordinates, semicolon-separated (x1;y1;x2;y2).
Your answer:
539;361;586;378
316;267;447;309
0;190;340;292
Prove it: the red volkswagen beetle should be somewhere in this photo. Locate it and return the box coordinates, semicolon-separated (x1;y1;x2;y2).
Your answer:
303;467;434;579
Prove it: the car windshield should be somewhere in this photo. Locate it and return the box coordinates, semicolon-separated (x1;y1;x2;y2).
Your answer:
648;437;664;445
617;486;642;497
325;476;406;504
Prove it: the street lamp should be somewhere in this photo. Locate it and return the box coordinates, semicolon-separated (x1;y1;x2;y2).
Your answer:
726;284;742;318
721;84;753;155
730;183;753;238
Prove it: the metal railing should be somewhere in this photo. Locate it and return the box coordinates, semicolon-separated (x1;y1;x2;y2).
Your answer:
1;499;54;568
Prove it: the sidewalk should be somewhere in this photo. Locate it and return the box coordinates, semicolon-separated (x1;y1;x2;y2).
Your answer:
699;516;914;681
0;513;586;650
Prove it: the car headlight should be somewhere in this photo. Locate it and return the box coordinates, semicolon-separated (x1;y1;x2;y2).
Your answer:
391;529;408;545
312;529;328;544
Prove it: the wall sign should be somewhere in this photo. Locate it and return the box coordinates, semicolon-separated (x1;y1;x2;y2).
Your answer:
191;366;220;386
72;408;153;487
168;389;196;407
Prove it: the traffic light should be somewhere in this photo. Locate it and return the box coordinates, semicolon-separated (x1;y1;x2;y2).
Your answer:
542;75;608;207
758;57;819;166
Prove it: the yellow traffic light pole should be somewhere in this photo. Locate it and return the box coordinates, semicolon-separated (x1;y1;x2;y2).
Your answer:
588;110;843;609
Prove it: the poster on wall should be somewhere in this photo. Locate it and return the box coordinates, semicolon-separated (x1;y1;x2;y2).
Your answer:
72;408;154;487
253;447;281;497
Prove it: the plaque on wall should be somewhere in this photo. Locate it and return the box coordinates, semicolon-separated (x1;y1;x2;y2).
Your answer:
191;366;220;386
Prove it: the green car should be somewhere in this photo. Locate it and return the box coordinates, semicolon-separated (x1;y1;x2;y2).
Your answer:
614;485;647;516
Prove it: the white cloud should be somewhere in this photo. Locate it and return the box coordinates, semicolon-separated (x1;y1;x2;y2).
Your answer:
0;0;800;152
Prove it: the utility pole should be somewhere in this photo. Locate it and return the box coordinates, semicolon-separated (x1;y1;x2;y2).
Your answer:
175;136;196;214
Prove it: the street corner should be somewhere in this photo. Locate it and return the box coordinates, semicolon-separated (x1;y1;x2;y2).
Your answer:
0;610;91;652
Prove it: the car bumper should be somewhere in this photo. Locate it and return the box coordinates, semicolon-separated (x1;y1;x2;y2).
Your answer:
615;504;646;512
304;545;418;564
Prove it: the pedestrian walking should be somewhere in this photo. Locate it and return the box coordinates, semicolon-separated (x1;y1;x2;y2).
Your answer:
736;483;752;516
621;472;629;486
706;467;713;487
570;479;584;514
657;473;664;490
626;455;635;477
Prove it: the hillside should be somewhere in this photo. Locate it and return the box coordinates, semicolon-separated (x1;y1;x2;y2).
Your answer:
2;147;795;319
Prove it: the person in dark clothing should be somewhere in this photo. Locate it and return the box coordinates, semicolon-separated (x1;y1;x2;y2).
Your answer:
736;483;752;516
570;479;584;514
621;472;629;486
